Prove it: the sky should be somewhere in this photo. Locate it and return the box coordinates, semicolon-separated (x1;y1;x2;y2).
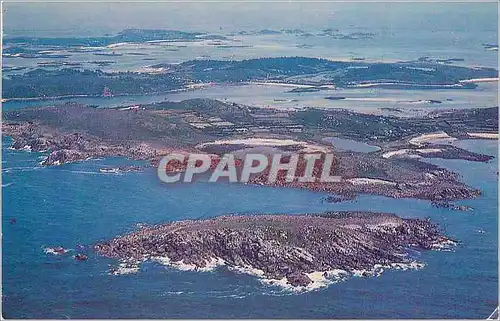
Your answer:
2;2;498;37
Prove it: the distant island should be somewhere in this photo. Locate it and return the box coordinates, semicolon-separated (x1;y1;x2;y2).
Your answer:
3;57;497;99
3;29;211;48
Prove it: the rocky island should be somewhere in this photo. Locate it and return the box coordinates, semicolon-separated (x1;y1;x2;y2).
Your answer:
94;211;454;290
3;101;496;202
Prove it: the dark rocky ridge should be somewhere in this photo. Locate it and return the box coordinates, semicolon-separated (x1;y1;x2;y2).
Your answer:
247;152;482;202
94;212;452;288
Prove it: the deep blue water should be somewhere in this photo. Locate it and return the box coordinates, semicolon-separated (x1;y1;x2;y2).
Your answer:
2;3;498;317
2;137;498;318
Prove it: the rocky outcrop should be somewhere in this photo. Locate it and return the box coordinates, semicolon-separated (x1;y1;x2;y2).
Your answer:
3;122;162;166
42;149;87;165
247;153;482;202
431;201;473;212
3;106;490;202
95;212;453;288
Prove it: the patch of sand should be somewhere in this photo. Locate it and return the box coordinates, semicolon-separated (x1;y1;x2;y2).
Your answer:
347;178;397;186
197;138;331;153
382;149;409;158
409;132;455;146
416;148;442;153
467;132;499;139
459;78;499;83
135;67;169;74
247;82;315;88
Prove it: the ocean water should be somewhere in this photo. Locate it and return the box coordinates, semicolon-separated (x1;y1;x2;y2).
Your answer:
2;3;497;118
3;82;497;118
3;3;498;68
2;136;497;318
2;2;498;318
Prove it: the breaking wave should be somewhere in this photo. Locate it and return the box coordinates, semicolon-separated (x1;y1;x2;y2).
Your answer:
109;253;431;293
43;246;71;255
431;239;458;252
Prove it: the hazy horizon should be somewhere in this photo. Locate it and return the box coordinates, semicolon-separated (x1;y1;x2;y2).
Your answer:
3;2;497;37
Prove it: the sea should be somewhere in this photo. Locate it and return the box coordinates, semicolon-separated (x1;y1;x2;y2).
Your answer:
2;2;499;319
2;3;499;116
2;134;498;319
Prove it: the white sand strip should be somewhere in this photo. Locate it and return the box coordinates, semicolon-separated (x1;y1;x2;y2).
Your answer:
467;132;499;139
459;78;499;83
409;132;455;146
347;178;397;186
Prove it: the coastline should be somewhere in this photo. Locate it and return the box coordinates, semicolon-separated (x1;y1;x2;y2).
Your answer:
2;17;499;318
3;102;496;203
95;212;453;291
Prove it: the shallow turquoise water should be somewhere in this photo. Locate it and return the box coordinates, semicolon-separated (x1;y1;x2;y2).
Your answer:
2;137;497;318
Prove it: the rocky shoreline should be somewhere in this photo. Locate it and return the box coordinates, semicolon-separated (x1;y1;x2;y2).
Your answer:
3;122;170;166
5;125;482;202
94;212;454;289
3;103;495;203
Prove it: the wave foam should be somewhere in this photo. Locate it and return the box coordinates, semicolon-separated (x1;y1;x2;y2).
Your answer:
260;263;424;293
109;260;144;275
43;247;71;255
150;256;226;272
259;269;349;293
352;262;425;279
110;254;429;293
432;239;457;252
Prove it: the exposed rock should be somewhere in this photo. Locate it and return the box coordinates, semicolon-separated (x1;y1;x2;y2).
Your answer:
42;149;86;165
94;212;454;288
431;201;473;212
286;272;313;287
3;105;491;202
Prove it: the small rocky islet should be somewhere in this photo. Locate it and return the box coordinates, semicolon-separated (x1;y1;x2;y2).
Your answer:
94;211;454;289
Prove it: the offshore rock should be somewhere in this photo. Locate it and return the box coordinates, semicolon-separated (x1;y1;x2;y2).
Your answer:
95;212;454;288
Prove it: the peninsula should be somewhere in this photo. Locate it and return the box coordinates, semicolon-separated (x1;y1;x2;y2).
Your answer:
4;101;496;202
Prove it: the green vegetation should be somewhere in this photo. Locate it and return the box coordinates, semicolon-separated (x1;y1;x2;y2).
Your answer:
4;57;496;99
